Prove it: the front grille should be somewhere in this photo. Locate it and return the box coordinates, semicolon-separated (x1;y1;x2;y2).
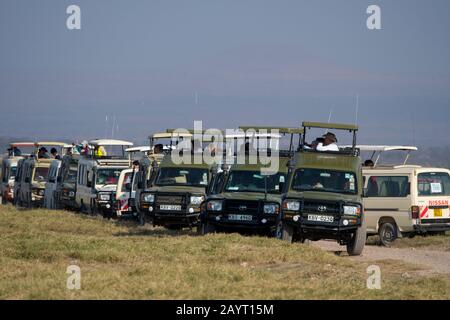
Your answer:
224;199;261;214
156;194;186;205
302;200;341;215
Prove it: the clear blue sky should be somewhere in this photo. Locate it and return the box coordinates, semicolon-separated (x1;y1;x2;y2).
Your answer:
1;0;449;146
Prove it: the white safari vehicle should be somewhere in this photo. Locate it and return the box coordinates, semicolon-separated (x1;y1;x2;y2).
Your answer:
360;146;450;246
75;139;133;218
115;146;151;218
1;142;35;204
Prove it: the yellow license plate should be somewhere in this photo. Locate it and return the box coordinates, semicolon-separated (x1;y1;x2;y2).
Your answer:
434;209;443;217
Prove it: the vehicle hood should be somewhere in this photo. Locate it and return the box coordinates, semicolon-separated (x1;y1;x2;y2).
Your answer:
209;192;281;203
284;190;361;203
149;185;206;195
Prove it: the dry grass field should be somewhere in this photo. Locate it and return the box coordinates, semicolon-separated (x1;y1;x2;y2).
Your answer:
0;205;449;300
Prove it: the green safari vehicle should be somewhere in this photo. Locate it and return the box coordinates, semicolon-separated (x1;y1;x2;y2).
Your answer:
198;127;303;236
139;130;217;230
278;122;366;256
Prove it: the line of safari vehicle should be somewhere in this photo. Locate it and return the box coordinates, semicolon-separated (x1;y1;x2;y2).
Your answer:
1;122;449;256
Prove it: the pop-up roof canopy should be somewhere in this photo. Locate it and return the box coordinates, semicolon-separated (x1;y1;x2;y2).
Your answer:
350;145;418;166
150;131;193;139
7;142;35;157
125;146;151;153
89;139;134;147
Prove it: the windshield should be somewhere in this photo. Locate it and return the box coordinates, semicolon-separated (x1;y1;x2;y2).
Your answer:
34;167;49;182
225;170;286;194
418;172;450;196
96;168;122;186
66;168;78;184
120;172;134;192
292;168;357;194
155;167;209;187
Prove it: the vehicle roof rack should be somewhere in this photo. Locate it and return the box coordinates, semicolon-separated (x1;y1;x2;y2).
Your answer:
302;122;358;131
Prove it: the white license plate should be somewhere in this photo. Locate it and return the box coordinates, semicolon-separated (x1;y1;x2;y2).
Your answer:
160;204;182;211
307;214;334;223
228;214;253;221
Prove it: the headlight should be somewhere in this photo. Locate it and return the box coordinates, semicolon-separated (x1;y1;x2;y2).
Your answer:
283;200;300;211
39;189;45;196
343;205;361;216
143;194;155;203
207;200;223;211
264;204;279;214
99;193;110;201
190;196;204;205
69;191;75;197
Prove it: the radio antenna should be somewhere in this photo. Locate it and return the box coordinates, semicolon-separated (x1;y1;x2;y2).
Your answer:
355;94;359;125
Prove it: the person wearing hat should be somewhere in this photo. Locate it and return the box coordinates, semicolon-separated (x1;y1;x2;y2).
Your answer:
315;132;339;152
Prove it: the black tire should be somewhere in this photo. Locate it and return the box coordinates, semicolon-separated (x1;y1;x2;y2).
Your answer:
347;217;367;256
276;220;294;243
378;222;397;247
137;212;146;226
197;221;216;235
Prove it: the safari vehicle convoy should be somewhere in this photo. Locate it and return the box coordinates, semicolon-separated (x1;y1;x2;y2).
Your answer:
277;122;366;256
16;142;66;208
0;142;35;204
75;139;133;218
0;122;448;259
198;127;303;236
360;145;450;246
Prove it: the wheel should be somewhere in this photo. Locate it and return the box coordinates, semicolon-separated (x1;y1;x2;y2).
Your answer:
276;220;294;243
378;222;397;247
197;221;216;235
347;217;367;256
137;212;146;226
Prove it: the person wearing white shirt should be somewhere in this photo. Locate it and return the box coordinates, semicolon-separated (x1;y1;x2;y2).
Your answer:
315;132;339;152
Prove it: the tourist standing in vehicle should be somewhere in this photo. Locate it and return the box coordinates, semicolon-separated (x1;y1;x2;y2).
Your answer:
38;147;50;159
315;132;339;152
50;148;61;160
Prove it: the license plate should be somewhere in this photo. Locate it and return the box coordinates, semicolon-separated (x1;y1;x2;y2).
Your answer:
434;208;443;217
307;214;334;223
228;214;253;221
160;204;182;211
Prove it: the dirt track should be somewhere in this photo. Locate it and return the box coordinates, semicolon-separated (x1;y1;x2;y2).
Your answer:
313;241;450;275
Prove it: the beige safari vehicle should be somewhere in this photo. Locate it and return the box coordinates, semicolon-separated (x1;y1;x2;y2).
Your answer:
18;142;67;208
360;146;450;246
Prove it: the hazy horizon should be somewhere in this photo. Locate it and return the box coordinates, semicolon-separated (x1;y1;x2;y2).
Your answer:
1;0;450;146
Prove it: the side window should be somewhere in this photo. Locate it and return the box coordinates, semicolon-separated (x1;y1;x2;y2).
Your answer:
366;176;409;198
87;170;92;186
